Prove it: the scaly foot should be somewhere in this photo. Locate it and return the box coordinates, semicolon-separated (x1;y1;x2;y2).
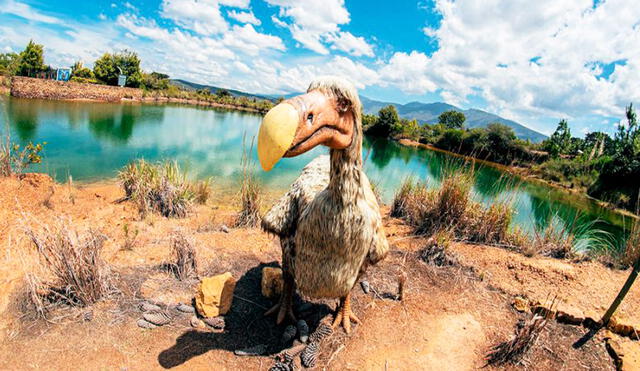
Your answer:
332;293;360;334
264;275;296;325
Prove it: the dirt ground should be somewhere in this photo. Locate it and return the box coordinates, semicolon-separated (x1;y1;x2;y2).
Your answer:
0;174;637;370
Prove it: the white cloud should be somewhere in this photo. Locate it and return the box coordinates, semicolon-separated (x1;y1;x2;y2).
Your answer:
271;15;287;28
325;31;373;57
264;0;373;57
222;24;285;55
160;0;230;35
227;10;261;25
98;13;107;21
1;0;63;24
370;0;640;132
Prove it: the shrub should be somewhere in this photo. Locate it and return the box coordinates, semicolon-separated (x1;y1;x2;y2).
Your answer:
118;159;209;218
25;221;114;308
417;172;472;234
0;136;46;177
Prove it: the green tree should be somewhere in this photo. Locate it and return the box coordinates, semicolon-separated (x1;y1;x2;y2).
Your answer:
71;61;93;79
365;105;399;137
17;40;46;76
93;50;142;87
0;52;20;75
438;110;466;129
543;119;572;157
141;72;169;90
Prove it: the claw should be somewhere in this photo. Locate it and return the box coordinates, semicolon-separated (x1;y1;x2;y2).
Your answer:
332;293;360;334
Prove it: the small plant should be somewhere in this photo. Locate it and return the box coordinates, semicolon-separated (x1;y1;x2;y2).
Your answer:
1;139;46;177
121;223;139;251
25;220;114;308
418;229;458;266
192;177;212;205
171;231;198;280
235;136;261;227
485;313;550;366
118;159;207;218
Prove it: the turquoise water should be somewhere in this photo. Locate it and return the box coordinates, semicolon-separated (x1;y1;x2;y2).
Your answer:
1;97;633;250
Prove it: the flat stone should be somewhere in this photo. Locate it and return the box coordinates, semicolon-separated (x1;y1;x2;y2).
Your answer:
195;272;236;318
556;311;584;326
261;267;283;299
512;296;529;312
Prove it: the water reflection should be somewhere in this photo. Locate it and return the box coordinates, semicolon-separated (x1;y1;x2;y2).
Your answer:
0;96;631;247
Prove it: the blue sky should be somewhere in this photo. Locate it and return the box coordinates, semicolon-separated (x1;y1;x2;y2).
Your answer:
1;0;639;136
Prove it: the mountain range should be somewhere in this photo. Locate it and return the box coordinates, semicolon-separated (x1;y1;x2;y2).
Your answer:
170;79;547;142
360;96;547;142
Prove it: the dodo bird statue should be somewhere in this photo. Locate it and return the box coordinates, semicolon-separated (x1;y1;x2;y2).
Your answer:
258;76;389;333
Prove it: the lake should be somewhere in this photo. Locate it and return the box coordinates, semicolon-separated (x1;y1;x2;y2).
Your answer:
1;96;633;252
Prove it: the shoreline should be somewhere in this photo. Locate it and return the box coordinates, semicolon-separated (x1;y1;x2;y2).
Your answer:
7;76;270;114
398;138;639;220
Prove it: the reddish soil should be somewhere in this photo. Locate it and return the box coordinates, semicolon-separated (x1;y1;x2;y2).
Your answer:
0;174;636;370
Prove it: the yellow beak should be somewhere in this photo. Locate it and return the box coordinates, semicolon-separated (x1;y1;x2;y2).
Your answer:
257;103;299;171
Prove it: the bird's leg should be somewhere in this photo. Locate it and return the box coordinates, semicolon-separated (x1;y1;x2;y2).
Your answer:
332;291;361;334
264;272;296;325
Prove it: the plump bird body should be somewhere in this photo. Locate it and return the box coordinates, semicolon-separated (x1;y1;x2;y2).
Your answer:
263;153;387;299
259;77;388;330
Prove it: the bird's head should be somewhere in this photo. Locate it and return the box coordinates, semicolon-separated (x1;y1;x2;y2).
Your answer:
257;76;361;171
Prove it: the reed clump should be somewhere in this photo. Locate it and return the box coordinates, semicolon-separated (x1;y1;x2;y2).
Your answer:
392;171;514;246
235;137;261;228
118;159;211;218
24;221;114;311
171;231;198;280
621;218;640;268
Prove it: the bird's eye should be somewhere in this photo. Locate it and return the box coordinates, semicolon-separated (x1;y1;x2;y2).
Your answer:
307;113;313;124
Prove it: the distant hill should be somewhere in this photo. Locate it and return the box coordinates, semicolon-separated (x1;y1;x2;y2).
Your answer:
361;96;547;143
170;79;547;142
170;79;273;101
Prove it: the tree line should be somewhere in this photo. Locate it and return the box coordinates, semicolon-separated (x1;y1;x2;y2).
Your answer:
364;104;640;212
0;40;274;112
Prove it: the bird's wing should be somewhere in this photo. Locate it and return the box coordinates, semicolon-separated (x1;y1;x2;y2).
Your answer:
261;155;330;237
362;173;389;266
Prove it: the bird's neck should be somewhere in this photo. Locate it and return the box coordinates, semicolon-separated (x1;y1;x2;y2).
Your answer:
328;118;363;204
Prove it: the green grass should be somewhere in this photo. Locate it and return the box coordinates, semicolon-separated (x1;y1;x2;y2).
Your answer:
118;159;211;218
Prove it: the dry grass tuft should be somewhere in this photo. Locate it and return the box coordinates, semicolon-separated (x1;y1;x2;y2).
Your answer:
390;177;435;225
171;231;198;280
25;221;114;308
418;229;458;266
621;217;640;268
119;159;210;218
392;170;516;248
485;313;550;366
235;136;261;228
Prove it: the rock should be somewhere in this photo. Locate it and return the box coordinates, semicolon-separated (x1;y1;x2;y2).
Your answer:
613;323;635;337
297;319;309;343
140;301;162;312
261;267;283;300
220;225;230;233
282;325;297;344
137;319;157;329
203;316;225;330
234;344;267;356
176;303;195;314
190;316;205;329
143;311;171;326
605;338;624;369
360;280;370;294
195;273;236;318
556;311;584;326
512;296;529;312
